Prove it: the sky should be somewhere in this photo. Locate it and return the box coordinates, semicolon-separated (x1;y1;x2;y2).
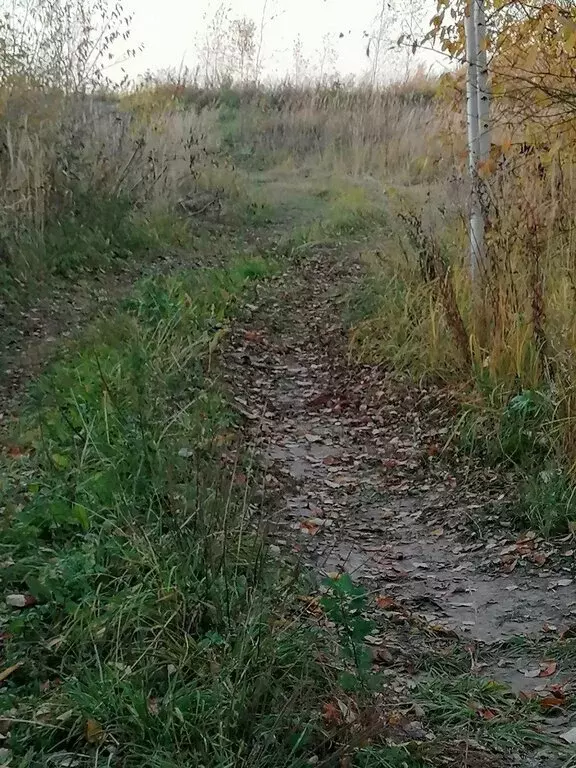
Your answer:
115;0;443;84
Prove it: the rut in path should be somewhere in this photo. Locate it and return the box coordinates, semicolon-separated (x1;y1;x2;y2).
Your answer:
225;245;576;695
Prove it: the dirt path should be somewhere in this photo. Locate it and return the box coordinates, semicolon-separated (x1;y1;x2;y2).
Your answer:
225;243;576;706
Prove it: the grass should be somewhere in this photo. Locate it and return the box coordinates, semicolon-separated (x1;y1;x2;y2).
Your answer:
4;68;576;763
0;156;568;766
1;250;348;767
415;675;553;753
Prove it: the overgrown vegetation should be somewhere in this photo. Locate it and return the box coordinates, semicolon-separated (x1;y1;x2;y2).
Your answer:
4;0;576;763
2;255;341;767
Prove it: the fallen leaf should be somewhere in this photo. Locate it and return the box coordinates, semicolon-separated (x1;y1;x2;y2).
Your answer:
5;594;37;609
540;696;565;710
297;595;322;615
0;663;22;684
549;578;573;589
84;718;105;745
376;595;396;609
478;707;498;720
387;710;404;726
428;624;459;638
560;625;576;639
243;330;263;343
502;557;518;573
300;520;319;535
307;392;332;407
6;445;27;458
524;668;541;679
322;701;343;727
561;726;576;743
530;552;548;566
519;690;537;701
372;646;394;665
305;433;323;443
539;661;558;678
147;697;159;716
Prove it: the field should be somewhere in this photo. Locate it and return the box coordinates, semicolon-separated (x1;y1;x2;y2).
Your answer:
2;39;576;768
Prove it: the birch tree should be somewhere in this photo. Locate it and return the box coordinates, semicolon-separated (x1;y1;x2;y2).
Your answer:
465;0;490;281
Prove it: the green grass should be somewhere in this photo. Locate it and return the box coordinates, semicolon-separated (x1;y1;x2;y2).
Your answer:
2;164;565;767
0;253;347;767
415;675;552;753
2;240;437;767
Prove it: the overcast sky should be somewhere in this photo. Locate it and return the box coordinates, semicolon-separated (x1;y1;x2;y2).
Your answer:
116;0;442;83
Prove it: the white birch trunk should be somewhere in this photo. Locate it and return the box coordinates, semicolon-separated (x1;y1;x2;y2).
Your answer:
464;0;484;281
475;0;491;164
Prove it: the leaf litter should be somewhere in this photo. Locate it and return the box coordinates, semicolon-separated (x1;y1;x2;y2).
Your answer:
223;245;576;766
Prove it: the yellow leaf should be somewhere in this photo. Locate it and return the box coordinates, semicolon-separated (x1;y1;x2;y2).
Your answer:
0;662;22;683
523;45;539;71
85;718;105;745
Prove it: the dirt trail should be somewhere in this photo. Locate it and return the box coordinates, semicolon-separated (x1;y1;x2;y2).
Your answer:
226;244;576;696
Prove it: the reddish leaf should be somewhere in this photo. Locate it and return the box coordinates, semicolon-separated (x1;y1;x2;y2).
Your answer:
540;696;565;710
322;701;343;727
300;521;319;535
376;595;396;610
478;707;498;720
244;330;263;343
539;661;558;678
6;444;28;458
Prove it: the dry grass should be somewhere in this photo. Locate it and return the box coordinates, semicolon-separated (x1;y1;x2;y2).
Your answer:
0;95;222;230
215;81;451;184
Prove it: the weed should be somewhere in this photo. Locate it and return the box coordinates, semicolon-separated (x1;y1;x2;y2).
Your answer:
516;468;576;535
321;574;376;690
415;675;550;753
459;388;554;468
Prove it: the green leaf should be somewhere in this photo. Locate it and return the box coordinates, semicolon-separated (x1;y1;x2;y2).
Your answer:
51;452;69;470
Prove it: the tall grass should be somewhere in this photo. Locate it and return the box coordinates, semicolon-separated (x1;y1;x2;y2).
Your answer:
0;84;242;310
